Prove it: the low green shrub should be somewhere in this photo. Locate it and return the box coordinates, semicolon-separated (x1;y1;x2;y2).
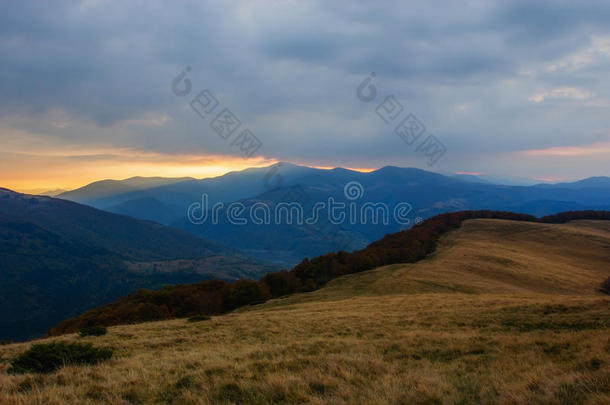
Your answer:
187;315;211;323
8;342;113;374
79;325;107;337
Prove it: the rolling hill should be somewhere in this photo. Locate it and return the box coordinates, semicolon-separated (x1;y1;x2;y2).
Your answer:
46;210;609;334
0;189;276;341
1;216;608;403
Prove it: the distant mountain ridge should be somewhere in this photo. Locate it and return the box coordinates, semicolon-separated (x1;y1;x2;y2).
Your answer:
177;167;610;264
57;164;317;224
56;164;610;266
57;176;195;207
533;176;610;189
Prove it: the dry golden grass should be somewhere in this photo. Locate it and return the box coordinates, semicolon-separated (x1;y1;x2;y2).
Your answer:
1;219;609;404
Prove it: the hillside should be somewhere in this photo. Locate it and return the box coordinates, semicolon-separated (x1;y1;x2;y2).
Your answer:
0;189;276;341
1;218;608;403
0;188;224;260
47;210;610;335
263;219;610;304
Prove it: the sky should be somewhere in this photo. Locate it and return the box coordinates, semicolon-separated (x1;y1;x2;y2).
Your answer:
1;0;610;191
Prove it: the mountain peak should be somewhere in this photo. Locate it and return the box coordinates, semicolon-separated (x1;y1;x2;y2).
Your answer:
270;161;302;168
376;165;424;172
574;176;610;184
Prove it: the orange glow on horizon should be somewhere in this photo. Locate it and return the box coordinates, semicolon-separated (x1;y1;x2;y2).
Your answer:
0;150;279;193
3;156;385;193
0;145;385;193
521;141;610;157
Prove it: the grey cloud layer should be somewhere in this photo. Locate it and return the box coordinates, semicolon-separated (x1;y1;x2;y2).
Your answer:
1;0;609;174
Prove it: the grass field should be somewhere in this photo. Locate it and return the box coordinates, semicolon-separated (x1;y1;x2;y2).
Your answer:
1;219;609;404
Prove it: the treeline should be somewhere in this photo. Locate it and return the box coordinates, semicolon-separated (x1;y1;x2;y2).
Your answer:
47;210;610;336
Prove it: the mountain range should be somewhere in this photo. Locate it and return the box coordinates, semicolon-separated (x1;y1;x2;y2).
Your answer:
3;163;609;339
58;163;610;265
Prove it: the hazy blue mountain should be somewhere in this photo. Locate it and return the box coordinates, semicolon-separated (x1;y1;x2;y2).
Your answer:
450;174;492;184
174;167;469;263
57;177;195;209
0;189;276;341
534;176;610;189
173;165;610;265
58;163;318;224
57;163;610;266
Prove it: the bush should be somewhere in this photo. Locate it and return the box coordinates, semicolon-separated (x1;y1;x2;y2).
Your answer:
0;339;13;345
600;277;610;295
8;342;113;374
187;315;211;322
79;325;107;337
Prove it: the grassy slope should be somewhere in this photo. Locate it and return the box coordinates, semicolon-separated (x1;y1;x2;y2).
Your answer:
1;219;609;404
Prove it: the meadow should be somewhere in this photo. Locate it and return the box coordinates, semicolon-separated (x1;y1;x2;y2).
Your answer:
1;219;608;404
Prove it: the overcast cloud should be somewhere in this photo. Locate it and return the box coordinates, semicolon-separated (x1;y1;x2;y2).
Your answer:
1;0;609;187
